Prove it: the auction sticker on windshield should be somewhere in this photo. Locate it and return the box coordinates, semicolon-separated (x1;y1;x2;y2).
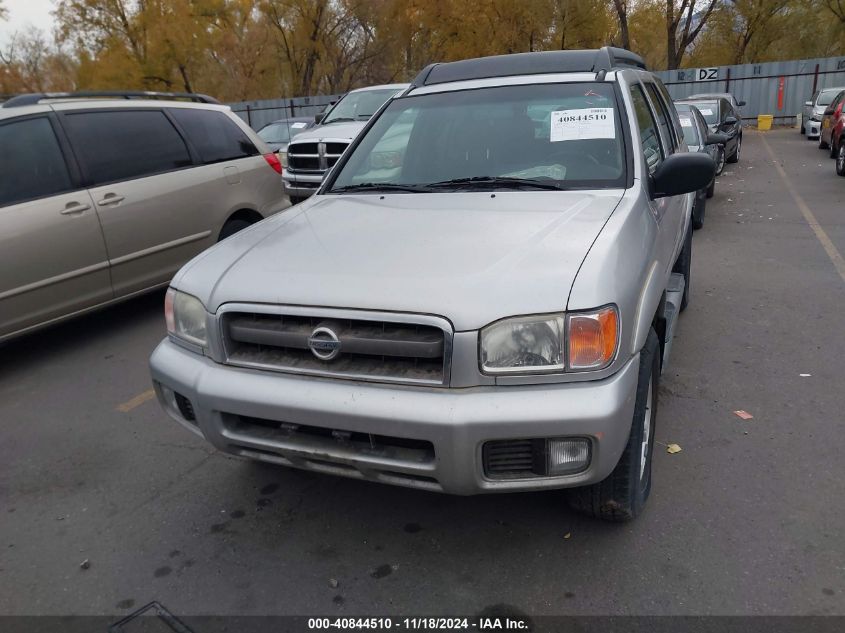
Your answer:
551;108;615;141
679;116;693;127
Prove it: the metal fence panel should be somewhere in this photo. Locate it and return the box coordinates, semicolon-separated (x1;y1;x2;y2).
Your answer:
654;56;845;123
227;93;344;130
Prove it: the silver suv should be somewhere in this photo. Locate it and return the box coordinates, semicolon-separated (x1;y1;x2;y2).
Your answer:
283;84;408;203
0;91;287;343
150;49;713;521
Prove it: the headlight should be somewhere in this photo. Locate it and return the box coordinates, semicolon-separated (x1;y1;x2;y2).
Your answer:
279;150;288;168
481;314;565;374
480;306;618;375
164;288;207;348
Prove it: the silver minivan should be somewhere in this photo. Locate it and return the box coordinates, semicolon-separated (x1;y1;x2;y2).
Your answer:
0;91;288;343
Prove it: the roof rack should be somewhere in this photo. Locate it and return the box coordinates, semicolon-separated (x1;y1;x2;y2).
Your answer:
1;90;221;108
412;46;647;87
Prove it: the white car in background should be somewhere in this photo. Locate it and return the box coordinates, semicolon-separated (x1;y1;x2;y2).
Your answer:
282;84;409;203
802;87;845;138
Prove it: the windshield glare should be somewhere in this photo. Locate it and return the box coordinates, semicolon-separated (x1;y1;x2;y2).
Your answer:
329;83;626;191
257;122;308;144
818;90;840;106
687;101;718;125
323;88;402;124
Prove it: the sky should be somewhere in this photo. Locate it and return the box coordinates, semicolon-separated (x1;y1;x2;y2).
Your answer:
0;0;57;45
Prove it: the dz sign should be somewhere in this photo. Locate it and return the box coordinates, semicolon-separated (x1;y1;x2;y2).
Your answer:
696;67;719;81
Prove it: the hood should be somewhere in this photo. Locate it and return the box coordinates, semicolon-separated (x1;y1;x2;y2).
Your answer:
288;121;367;144
175;191;624;331
265;141;288;153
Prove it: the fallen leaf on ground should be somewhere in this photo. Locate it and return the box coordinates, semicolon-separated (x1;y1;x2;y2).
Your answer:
563;533;571;540
733;410;754;420
666;444;682;454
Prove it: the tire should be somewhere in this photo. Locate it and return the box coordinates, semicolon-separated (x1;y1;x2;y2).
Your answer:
289;195;308;205
726;134;741;163
800;118;805;135
706;178;715;199
819;135;830;150
218;218;253;241
672;220;692;312
692;193;706;230
714;145;726;176
566;329;660;522
830;137;838;159
837;143;845;177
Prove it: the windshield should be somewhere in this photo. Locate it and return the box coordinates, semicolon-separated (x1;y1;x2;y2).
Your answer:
328;83;626;192
676;108;701;145
687;101;718;125
322;88;403;124
818;90;841;106
257;121;309;144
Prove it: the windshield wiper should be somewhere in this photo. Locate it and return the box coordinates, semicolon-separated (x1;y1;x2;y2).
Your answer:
426;176;566;191
323;117;357;124
330;182;432;194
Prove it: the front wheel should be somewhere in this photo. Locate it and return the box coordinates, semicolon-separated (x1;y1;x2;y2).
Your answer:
726;134;741;163
706;178;715;199
819;135;830;150
566;329;660;522
714;145;726;176
218;218;253;241
830;138;838;159
692;193;706;230
837;143;845;177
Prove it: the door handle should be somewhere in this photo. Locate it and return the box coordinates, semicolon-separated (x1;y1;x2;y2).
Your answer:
60;201;91;215
97;194;125;206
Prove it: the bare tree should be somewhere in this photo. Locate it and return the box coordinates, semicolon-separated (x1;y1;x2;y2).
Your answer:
823;0;845;22
612;0;630;50
666;0;719;69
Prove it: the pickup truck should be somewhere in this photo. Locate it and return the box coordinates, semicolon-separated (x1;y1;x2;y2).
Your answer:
150;47;713;521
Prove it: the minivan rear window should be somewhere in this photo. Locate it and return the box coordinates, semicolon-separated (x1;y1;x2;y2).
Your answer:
0;117;73;207
170;109;258;164
63;110;192;186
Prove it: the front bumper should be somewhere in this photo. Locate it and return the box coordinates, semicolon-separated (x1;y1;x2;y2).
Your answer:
283;171;323;198
150;339;640;495
806;119;821;137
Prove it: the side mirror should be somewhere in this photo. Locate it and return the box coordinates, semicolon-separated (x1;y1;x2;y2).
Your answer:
723;116;738;126
706;133;729;145
805;101;813;107
824;107;835;116
651;153;714;199
737;100;746;107
314;111;325;124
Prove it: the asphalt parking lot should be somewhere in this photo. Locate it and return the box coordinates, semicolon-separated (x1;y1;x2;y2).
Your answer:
1;128;844;619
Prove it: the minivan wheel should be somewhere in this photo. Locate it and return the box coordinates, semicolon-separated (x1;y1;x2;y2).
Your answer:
219;218;253;241
837;144;845;176
566;328;660;522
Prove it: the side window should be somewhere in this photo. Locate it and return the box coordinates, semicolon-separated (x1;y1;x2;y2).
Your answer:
630;85;664;174
0;117;73;207
654;78;684;145
645;82;676;152
63;110;192;186
170;109;259;164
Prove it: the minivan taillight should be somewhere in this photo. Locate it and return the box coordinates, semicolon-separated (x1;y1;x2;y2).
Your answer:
263;153;282;174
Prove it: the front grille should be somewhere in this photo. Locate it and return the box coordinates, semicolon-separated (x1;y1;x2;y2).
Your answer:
288;155;319;171
224;414;435;463
221;309;450;385
287;141;349;173
483;439;545;479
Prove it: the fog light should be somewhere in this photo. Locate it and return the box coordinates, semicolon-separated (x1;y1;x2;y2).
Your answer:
547;438;591;475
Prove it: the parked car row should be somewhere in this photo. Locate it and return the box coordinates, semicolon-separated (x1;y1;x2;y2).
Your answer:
810;86;845;177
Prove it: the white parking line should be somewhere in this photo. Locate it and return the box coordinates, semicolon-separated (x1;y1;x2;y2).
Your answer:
760;133;845;284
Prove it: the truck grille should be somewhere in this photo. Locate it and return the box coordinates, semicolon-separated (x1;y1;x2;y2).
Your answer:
220;308;451;386
287;141;349;173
